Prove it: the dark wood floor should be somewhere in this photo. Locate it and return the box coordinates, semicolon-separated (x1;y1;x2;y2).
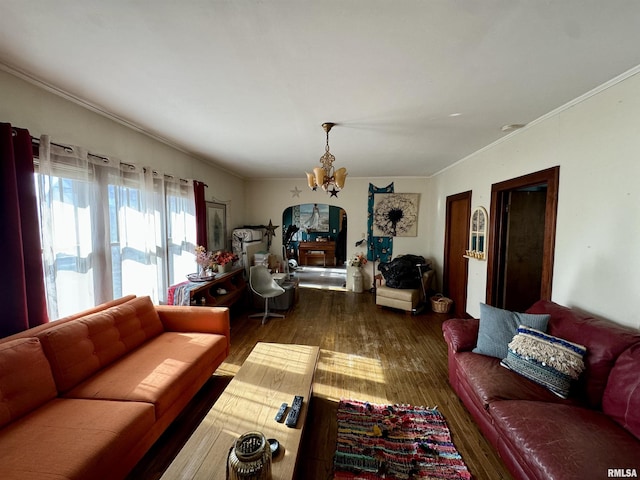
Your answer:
128;286;513;480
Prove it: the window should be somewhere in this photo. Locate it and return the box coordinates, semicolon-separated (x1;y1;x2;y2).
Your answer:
35;138;196;319
466;206;488;260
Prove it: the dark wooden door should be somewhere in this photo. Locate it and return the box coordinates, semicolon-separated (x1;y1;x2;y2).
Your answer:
444;191;471;317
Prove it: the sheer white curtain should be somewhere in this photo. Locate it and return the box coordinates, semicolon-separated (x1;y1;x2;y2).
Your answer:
165;176;197;287
38;136;117;318
111;163;164;302
36;136;197;319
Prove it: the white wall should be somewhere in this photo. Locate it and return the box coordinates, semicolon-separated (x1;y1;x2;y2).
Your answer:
428;70;640;329
244;177;430;289
0;69;246;237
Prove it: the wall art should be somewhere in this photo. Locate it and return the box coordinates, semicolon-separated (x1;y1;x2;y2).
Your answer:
206;201;227;251
299;203;330;232
372;193;419;237
367;183;394;263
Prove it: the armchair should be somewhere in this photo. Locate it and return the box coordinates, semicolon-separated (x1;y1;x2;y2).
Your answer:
375;258;434;314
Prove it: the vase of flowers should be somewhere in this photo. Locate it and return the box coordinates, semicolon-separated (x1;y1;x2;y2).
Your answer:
348;252;368;268
347;252;367;292
213;250;239;274
193;245;216;279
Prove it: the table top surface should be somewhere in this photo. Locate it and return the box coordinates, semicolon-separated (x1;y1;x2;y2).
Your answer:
160;342;320;480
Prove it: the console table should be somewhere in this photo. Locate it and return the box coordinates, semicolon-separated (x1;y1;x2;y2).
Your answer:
168;267;246;307
160;342;319;480
298;241;336;266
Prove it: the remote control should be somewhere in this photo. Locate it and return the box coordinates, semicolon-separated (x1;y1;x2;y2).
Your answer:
275;402;288;422
285;395;303;428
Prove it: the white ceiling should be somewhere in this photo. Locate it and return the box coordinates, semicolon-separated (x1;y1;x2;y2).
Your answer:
2;1;640;179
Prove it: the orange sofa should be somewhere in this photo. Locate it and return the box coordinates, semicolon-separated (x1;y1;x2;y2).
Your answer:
0;295;230;480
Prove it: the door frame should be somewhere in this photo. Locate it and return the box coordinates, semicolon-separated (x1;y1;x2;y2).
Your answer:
486;166;560;306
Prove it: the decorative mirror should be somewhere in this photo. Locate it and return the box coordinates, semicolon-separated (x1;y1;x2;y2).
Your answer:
466;206;487;260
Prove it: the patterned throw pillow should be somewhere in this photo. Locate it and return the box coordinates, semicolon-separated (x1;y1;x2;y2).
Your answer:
501;325;587;398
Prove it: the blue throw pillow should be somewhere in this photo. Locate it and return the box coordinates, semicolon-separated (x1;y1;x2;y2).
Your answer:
472;303;550;359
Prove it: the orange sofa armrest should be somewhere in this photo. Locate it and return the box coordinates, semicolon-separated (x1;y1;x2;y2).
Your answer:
155;306;230;351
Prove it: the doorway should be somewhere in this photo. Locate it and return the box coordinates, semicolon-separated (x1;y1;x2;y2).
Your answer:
487;167;560;311
282;203;347;290
444;191;471;317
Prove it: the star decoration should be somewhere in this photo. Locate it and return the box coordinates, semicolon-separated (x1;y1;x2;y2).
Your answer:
290;186;301;197
264;219;279;249
329;187;339;197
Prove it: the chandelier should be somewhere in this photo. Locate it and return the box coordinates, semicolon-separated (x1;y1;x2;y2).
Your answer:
306;122;347;196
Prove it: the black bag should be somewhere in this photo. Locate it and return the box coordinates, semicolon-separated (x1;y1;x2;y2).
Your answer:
378;255;427;289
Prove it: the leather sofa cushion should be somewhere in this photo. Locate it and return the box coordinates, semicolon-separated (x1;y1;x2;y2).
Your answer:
491;400;640;480
38;296;164;392
0;339;57;428
65;331;228;418
0;398;154;480
603;342;640;440
456;351;576;408
527;300;640;408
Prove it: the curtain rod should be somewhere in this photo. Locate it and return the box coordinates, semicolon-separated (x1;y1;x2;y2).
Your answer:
30;135;73;152
30;135;193;184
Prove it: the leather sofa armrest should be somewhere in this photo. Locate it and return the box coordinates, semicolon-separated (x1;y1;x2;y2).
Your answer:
442;318;479;352
155;306;231;351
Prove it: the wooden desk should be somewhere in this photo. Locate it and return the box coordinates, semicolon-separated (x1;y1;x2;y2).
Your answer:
160;342;319;480
298;241;336;266
171;267;246;307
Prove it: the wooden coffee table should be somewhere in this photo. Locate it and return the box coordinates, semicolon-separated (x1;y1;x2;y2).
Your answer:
160;342;320;480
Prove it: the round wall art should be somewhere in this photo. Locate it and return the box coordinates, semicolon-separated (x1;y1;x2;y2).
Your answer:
372;193;419;237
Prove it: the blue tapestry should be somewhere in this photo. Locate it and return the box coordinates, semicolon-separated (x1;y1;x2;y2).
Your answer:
367;182;394;262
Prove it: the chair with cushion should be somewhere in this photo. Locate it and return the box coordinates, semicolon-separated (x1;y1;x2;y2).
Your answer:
249;265;286;325
375;257;434;314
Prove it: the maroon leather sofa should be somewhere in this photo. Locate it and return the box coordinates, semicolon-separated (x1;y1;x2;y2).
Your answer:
442;300;640;480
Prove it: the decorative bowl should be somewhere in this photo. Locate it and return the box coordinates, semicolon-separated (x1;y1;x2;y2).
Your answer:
187;273;215;282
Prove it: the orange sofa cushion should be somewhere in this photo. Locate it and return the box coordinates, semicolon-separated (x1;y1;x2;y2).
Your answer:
0;338;57;428
37;296;164;392
0;295;137;345
0;397;154;480
66;331;228;418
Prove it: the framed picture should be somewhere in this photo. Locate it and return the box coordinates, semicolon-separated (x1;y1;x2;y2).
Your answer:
206;201;227;251
298;203;330;232
372;193;419;237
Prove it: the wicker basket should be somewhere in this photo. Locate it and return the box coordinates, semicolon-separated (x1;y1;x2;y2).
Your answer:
430;294;453;313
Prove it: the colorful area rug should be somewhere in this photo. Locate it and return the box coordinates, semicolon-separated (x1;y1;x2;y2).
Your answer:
334;400;472;480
